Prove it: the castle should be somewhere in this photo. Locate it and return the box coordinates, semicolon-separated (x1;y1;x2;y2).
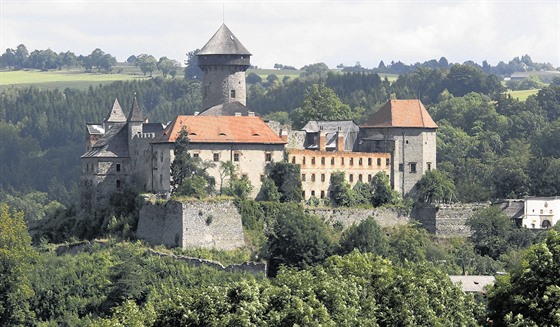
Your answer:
80;24;437;207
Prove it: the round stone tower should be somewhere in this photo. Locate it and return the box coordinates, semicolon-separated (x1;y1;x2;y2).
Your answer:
197;24;251;111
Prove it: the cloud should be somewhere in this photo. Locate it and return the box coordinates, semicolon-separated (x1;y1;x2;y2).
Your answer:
1;0;558;68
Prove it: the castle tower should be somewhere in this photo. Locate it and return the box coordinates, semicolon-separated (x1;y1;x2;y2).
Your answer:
127;97;144;139
103;98;127;131
197;24;251;110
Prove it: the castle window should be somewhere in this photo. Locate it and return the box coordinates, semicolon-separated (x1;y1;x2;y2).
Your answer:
359;158;363;165
213;153;220;162
260;174;265;182
234;153;240;162
331;157;335;165
292;156;296;164
321;174;325;182
265;152;272;162
303;157;306;165
311;174;316;182
368;158;372;166
377;158;381;166
116;180;121;188
302;191;306;198
410;162;417;173
311;190;315;197
427;162;432;171
321;157;325;165
349;174;354;182
350;158;354;165
368;174;372;182
358;174;363;182
311;157;316;165
341;157;344;165
193;153;199;158
302;174;306;181
231;90;236;98
320;190;325;198
399;164;404;172
386;158;390;166
116;164;121;172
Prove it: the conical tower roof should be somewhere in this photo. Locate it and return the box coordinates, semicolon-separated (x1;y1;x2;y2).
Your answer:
128;97;144;122
362;100;437;129
104;99;127;123
197;24;251;56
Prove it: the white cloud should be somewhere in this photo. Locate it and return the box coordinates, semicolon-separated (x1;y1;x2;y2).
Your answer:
1;0;558;68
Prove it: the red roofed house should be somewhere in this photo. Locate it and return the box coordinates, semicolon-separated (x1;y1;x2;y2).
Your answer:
151;114;285;197
358;99;438;195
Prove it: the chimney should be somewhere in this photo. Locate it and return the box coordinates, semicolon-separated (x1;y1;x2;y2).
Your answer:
319;127;326;152
248;111;255;116
337;130;344;152
235;112;242;116
279;129;288;142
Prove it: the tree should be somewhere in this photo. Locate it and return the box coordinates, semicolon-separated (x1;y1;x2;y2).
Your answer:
466;206;515;259
536;84;560;121
370;171;400;207
157;57;180;78
488;231;560;326
137;54;157;76
290;83;354;129
415;170;456;203
260;177;281;202
266;161;303;202
328;171;355;207
223;175;253;200
300;62;330;79
339;217;389;256
0;204;36;325
184;49;202;80
266;206;335;276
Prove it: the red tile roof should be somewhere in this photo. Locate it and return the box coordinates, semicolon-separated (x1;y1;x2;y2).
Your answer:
362;100;438;129
153;115;286;144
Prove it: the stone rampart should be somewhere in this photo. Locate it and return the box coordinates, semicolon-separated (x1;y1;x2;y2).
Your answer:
308;207;411;228
137;197;245;250
413;203;490;237
146;249;266;276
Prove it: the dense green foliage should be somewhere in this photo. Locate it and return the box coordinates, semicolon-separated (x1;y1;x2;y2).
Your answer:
266;161;303;202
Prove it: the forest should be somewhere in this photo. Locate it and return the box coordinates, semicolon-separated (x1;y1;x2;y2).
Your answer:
1;54;560;324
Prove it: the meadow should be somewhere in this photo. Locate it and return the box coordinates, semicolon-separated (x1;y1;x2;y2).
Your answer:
506;88;540;101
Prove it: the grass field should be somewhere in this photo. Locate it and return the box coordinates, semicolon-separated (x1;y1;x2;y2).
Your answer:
506;89;540;101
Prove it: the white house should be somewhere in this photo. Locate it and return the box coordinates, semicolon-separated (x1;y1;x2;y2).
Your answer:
523;197;560;229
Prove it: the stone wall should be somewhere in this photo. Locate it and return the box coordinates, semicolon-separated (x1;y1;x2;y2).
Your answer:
308;207;411;229
413;203;489;237
137;197;245;250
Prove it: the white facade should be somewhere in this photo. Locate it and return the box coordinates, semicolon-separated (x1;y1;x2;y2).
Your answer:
523;197;560;229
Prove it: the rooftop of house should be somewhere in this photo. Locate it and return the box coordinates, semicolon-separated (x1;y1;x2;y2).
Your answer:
82;123;129;158
197;24;251;56
362;99;438;129
449;275;496;293
301;120;359;133
104;99;127;123
153;115;286;145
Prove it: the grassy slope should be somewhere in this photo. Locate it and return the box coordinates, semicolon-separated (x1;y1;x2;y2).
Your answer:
506;89;540;101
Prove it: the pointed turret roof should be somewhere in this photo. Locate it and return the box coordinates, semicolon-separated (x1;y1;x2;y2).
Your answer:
104;99;127;123
362;100;438;129
197;24;251;56
128;97;144;122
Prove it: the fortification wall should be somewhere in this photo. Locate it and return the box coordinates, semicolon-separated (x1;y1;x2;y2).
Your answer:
413;203;490;237
137;198;245;250
308;207;411;228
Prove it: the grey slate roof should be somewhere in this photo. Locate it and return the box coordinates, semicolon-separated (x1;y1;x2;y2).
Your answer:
301;120;360;151
302;120;359;133
197;24;251;56
199;101;249;116
128;97;144;122
143;122;166;134
86;124;105;135
449;275;495;293
81;123;129;158
104;98;127;123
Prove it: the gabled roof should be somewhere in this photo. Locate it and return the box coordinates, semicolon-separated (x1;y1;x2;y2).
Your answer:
152;115;285;145
197;24;251;56
82;123;129;158
199;101;249;116
104;99;127;123
362;100;438;129
128;97;144;122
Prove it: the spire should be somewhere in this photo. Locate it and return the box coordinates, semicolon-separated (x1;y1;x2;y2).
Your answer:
197;24;251;56
104;98;127;123
128;97;144;122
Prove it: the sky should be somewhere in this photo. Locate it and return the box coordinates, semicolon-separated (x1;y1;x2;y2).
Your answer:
1;0;559;70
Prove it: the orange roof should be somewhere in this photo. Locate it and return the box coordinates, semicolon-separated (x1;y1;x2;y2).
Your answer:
362;100;438;129
153;115;286;144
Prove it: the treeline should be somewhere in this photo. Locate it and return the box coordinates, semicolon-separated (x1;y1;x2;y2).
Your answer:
339;53;557;76
0;44;118;72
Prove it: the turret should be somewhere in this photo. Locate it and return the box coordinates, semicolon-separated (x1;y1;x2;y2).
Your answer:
197;24;251;110
127;97;144;139
103;98;126;131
